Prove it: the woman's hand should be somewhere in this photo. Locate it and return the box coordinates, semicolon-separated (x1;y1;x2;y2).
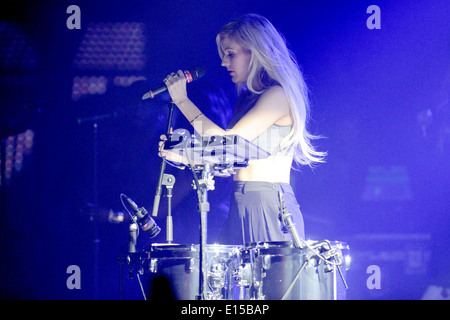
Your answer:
158;134;169;158
163;70;189;106
162;70;225;137
158;133;190;165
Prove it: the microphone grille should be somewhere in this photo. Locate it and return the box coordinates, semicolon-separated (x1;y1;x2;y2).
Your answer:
190;65;206;80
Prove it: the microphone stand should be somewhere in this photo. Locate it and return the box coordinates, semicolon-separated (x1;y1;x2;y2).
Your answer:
126;218;148;300
92;122;100;300
77;118;103;299
0;137;6;215
151;101;175;218
278;191;304;249
127;219;138;278
161;173;176;243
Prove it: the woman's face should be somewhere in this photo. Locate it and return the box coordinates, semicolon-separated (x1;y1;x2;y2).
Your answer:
220;35;252;84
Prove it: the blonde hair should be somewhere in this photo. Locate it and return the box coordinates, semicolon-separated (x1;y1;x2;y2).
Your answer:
216;13;326;167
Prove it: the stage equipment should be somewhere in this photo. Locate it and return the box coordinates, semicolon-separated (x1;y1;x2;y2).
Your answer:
151;102;176;218
118;193;161;300
122;128;350;300
144;67;204;220
238;240;350;300
163;128;269;171
161;174;176;243
278;189;303;249
163;128;270;300
142;65;206;100
144;243;241;300
139;240;349;300
121;194;161;239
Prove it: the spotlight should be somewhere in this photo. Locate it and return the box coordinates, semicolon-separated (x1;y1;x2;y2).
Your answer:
0;129;34;184
0;22;38;72
73;22;147;71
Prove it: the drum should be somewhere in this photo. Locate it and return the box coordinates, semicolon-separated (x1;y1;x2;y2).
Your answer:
144;243;240;300
239;241;350;300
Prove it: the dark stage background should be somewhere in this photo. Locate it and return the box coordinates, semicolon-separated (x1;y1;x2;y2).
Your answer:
0;0;449;300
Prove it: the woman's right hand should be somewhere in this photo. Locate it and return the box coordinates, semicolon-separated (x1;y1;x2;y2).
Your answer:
163;70;189;106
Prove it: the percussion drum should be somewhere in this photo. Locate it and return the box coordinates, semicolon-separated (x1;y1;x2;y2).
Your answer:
144;243;240;300
239;241;350;300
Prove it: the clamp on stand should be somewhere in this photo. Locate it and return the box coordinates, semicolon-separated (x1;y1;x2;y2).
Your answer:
162;173;176;243
127;219;139;278
278;196;349;299
281;240;349;300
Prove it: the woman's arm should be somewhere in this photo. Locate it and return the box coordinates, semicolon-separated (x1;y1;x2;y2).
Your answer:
165;70;291;140
164;70;224;135
225;85;291;140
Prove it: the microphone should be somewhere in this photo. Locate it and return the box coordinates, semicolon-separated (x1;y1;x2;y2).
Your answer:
122;194;161;238
142;65;206;100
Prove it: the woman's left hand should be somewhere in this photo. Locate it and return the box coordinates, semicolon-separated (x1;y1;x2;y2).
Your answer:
158;133;190;165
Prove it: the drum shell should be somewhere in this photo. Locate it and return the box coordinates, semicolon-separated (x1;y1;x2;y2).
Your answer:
243;241;349;300
144;244;239;300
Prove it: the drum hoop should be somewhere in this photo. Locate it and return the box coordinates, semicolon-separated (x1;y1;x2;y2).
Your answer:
147;243;240;258
244;241;293;248
243;241;305;256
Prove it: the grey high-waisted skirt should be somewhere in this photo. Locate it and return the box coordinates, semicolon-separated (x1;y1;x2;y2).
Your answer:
218;181;305;245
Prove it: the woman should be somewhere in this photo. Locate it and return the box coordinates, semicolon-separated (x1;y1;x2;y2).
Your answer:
160;13;326;245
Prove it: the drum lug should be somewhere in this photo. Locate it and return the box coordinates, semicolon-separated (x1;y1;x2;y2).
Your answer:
208;262;226;289
185;258;195;273
234;263;252;287
149;258;158;273
262;255;271;270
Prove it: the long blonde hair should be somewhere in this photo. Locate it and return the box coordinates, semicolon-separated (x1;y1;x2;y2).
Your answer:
216;13;326;167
